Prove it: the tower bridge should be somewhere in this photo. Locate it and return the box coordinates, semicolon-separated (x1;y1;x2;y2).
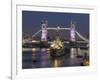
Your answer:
23;20;89;58
31;21;89;42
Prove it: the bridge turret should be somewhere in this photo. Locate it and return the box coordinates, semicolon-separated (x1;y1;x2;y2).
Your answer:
70;21;76;42
41;20;48;41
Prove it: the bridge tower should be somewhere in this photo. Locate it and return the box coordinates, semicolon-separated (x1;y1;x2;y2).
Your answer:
70;21;77;58
41;20;48;41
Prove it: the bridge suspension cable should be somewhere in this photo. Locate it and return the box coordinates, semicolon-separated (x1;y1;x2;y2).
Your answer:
75;31;89;42
32;29;41;38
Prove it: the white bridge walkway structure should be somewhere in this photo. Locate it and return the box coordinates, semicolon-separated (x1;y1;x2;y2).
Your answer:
31;21;89;58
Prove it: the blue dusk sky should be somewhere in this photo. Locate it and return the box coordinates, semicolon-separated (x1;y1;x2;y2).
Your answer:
22;11;89;39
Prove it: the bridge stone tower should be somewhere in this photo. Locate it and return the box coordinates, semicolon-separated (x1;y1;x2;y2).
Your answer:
41;20;48;41
70;21;77;58
70;21;76;42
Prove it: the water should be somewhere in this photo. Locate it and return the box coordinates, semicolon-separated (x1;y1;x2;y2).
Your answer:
22;48;87;69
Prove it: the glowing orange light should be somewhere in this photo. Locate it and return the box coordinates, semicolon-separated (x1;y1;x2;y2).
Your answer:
32;48;36;52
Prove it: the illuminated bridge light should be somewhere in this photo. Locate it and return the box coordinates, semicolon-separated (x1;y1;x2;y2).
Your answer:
32;48;37;52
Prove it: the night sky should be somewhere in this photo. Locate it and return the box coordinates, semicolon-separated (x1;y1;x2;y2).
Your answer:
22;11;89;40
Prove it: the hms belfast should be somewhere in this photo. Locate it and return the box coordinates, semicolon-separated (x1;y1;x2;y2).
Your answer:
22;20;89;68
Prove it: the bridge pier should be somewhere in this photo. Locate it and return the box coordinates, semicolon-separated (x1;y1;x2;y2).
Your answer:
70;21;77;58
70;48;77;58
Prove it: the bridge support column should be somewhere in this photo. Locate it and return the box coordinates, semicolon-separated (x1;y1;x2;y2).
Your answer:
41;21;48;41
70;21;77;58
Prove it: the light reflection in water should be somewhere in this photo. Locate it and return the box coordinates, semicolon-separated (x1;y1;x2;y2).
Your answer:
23;48;86;69
53;59;60;67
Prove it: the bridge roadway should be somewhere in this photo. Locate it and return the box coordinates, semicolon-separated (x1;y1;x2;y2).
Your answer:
22;40;88;50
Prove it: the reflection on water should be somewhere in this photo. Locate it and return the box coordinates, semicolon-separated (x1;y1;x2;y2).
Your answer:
53;59;60;67
22;48;87;69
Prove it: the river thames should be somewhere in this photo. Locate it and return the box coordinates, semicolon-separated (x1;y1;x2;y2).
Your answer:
22;48;89;69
